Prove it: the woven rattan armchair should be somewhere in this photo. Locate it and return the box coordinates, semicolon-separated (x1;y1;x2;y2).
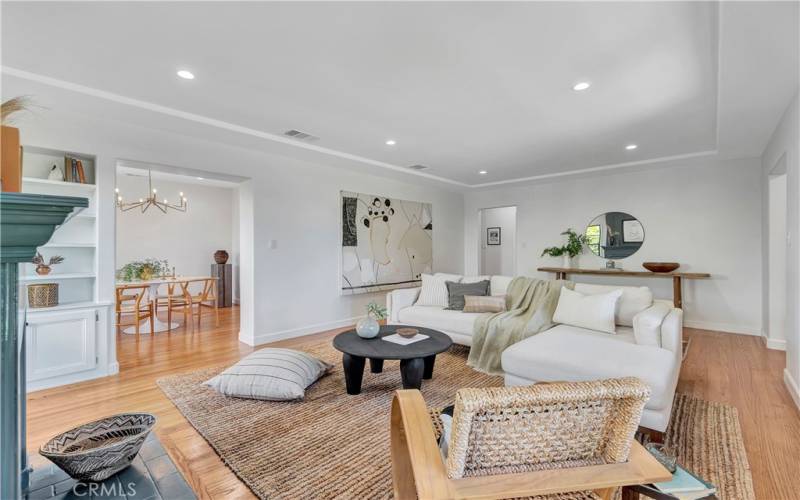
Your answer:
390;377;671;500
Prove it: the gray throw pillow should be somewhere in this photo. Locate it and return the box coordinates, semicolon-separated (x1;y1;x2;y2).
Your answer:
445;280;490;310
205;348;331;401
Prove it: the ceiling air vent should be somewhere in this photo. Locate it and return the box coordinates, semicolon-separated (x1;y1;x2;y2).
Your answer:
408;164;429;171
283;129;319;142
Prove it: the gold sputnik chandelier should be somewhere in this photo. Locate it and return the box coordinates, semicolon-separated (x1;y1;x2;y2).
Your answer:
115;169;188;213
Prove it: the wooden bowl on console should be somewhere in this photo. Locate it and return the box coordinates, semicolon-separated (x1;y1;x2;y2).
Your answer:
643;262;680;273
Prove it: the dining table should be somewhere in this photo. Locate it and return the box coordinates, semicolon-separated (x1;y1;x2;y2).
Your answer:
115;275;217;334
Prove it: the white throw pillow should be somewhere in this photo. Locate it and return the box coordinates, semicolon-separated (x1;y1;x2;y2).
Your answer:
416;273;452;307
490;275;514;296
573;284;653;327
461;275;490;284
552;287;622;334
205;348;331;401
434;273;463;283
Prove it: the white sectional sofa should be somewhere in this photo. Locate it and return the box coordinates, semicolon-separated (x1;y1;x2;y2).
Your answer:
386;274;683;432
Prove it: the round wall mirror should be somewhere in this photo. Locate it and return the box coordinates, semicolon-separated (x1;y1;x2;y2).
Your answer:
585;212;644;259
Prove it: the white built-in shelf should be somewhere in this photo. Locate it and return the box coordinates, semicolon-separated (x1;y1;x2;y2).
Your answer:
40;242;95;249
20;273;96;283
22;177;96;191
26;300;111;313
73;212;96;219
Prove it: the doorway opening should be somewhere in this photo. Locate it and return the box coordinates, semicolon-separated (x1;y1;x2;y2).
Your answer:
767;156;787;350
113;159;248;369
479;206;517;276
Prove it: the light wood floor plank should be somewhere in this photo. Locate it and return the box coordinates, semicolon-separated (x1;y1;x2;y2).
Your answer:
25;307;800;499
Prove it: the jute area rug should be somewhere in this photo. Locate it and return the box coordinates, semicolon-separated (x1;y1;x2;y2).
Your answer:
157;340;754;500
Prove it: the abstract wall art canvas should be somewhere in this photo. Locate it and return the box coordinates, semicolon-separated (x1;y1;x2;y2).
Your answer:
341;191;432;295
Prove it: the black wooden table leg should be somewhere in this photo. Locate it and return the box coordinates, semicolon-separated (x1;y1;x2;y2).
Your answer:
369;358;384;373
342;353;365;395
400;357;425;390
423;355;436;379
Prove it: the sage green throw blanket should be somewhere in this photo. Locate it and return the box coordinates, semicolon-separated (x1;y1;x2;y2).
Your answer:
467;277;572;375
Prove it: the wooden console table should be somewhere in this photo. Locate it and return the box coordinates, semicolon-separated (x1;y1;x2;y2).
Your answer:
537;267;711;309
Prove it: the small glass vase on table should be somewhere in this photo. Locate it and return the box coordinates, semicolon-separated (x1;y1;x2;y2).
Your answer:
356;302;387;339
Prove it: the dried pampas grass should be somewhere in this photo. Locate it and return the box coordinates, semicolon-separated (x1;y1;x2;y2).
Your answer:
2;96;34;124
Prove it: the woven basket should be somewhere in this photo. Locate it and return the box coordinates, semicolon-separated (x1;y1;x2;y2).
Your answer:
40;413;156;481
28;283;58;308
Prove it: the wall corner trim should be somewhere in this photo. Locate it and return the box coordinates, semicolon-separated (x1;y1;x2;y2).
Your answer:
784;369;800;412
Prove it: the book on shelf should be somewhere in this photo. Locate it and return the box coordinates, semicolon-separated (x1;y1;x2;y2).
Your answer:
653;465;716;499
63;156;86;183
76;160;86;183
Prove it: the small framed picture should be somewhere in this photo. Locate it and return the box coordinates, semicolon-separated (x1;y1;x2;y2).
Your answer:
487;227;501;245
622;219;644;243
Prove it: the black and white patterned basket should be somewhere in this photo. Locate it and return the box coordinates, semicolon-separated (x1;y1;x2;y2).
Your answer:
40;413;156;482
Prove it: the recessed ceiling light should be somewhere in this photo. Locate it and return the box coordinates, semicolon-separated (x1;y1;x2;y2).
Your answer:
196;177;204;180
625;144;638;150
385;139;396;146
479;170;488;175
177;70;195;80
572;82;591;91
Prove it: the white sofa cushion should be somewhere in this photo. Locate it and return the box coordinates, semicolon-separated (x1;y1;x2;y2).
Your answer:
552;287;621;334
397;305;482;336
416;274;455;307
632;302;672;347
573;283;653;327
490;275;514;296
501;325;678;410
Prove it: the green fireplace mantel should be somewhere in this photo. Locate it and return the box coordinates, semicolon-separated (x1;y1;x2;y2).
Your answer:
1;192;89;499
1;193;89;263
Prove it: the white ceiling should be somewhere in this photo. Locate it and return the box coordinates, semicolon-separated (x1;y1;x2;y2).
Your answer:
2;2;798;187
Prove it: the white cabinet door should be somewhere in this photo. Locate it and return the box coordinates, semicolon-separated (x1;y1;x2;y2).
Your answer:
26;309;97;382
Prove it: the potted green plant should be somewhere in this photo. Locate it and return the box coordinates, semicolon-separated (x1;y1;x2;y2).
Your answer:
356;301;387;339
541;228;588;268
116;259;170;282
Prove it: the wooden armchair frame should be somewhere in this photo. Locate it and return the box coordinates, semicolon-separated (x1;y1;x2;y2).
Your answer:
390;390;671;500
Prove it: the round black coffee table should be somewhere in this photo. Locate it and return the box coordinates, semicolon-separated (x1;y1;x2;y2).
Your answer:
332;325;453;395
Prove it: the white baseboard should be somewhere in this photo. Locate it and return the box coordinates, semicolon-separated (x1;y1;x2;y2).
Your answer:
682;320;762;336
762;335;787;351
108;361;120;375
784;369;800;412
246;315;367;347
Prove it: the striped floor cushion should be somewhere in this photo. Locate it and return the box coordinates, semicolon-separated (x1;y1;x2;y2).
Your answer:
205;348;332;401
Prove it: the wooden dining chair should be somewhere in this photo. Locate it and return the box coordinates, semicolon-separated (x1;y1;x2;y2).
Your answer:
186;278;219;328
154;281;192;330
115;285;154;336
391;377;671;500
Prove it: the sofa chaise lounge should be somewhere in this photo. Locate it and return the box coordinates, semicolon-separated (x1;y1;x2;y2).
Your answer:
386;273;683;432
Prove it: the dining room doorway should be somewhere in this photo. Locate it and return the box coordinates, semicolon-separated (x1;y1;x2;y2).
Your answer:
114;160;248;368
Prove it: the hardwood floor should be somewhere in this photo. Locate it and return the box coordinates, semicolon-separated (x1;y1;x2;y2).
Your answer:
26;307;800;499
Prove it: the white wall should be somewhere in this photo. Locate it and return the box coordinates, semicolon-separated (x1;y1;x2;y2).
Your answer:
116;175;234;277
761;91;800;410
6;76;465;363
465;156;763;335
767;172;787;348
480;206;516;276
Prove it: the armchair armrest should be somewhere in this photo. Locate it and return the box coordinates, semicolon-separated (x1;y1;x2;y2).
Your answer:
390;390;671;500
386;287;421;323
